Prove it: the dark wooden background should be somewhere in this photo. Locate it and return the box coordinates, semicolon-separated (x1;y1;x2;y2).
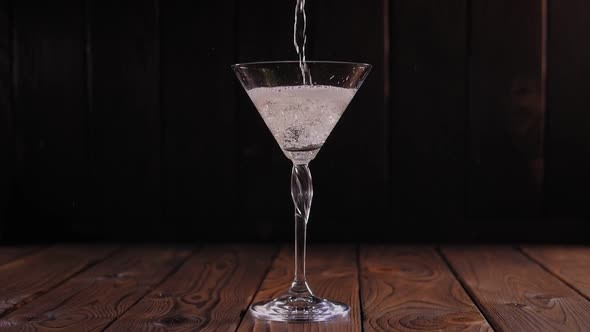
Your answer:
0;0;588;243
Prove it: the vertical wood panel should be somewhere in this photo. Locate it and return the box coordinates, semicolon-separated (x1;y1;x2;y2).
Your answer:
3;1;584;241
0;0;12;236
308;0;388;240
546;0;590;225
390;0;466;240
89;0;160;238
162;1;237;238
468;0;545;234
11;0;86;240
236;0;294;239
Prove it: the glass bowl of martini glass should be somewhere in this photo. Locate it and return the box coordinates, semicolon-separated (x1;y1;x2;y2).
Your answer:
232;61;371;322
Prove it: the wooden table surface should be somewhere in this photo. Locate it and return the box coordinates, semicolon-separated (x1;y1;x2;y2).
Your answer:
0;244;588;331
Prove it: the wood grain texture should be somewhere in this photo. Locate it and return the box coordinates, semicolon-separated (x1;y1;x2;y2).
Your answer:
360;246;491;331
0;245;116;317
0;0;12;236
162;1;237;239
237;245;360;332
10;0;86;240
546;0;590;223
106;245;276;331
88;0;161;237
442;246;590;331
468;0;545;227
390;0;467;239
0;246;40;266
522;246;590;300
307;0;388;241
0;247;191;331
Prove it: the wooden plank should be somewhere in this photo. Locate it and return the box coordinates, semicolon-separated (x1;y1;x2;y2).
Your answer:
0;246;41;266
360;246;491;331
0;0;12;236
236;0;294;240
0;245;116;317
0;247;191;331
522;246;590;300
546;0;590;223
307;0;388;241
390;0;466;240
106;245;275;331
10;0;86;240
88;0;161;238
442;246;590;331
161;2;237;239
237;245;360;332
468;0;545;229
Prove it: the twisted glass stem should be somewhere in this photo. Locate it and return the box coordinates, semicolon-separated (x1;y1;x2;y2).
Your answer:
289;163;313;296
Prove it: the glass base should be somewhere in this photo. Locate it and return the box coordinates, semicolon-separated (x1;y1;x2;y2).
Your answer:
250;294;349;322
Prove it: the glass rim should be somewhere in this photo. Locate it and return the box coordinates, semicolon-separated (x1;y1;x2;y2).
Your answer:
231;60;372;69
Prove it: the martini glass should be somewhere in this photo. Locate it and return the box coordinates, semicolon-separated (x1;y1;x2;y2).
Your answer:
232;61;371;322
